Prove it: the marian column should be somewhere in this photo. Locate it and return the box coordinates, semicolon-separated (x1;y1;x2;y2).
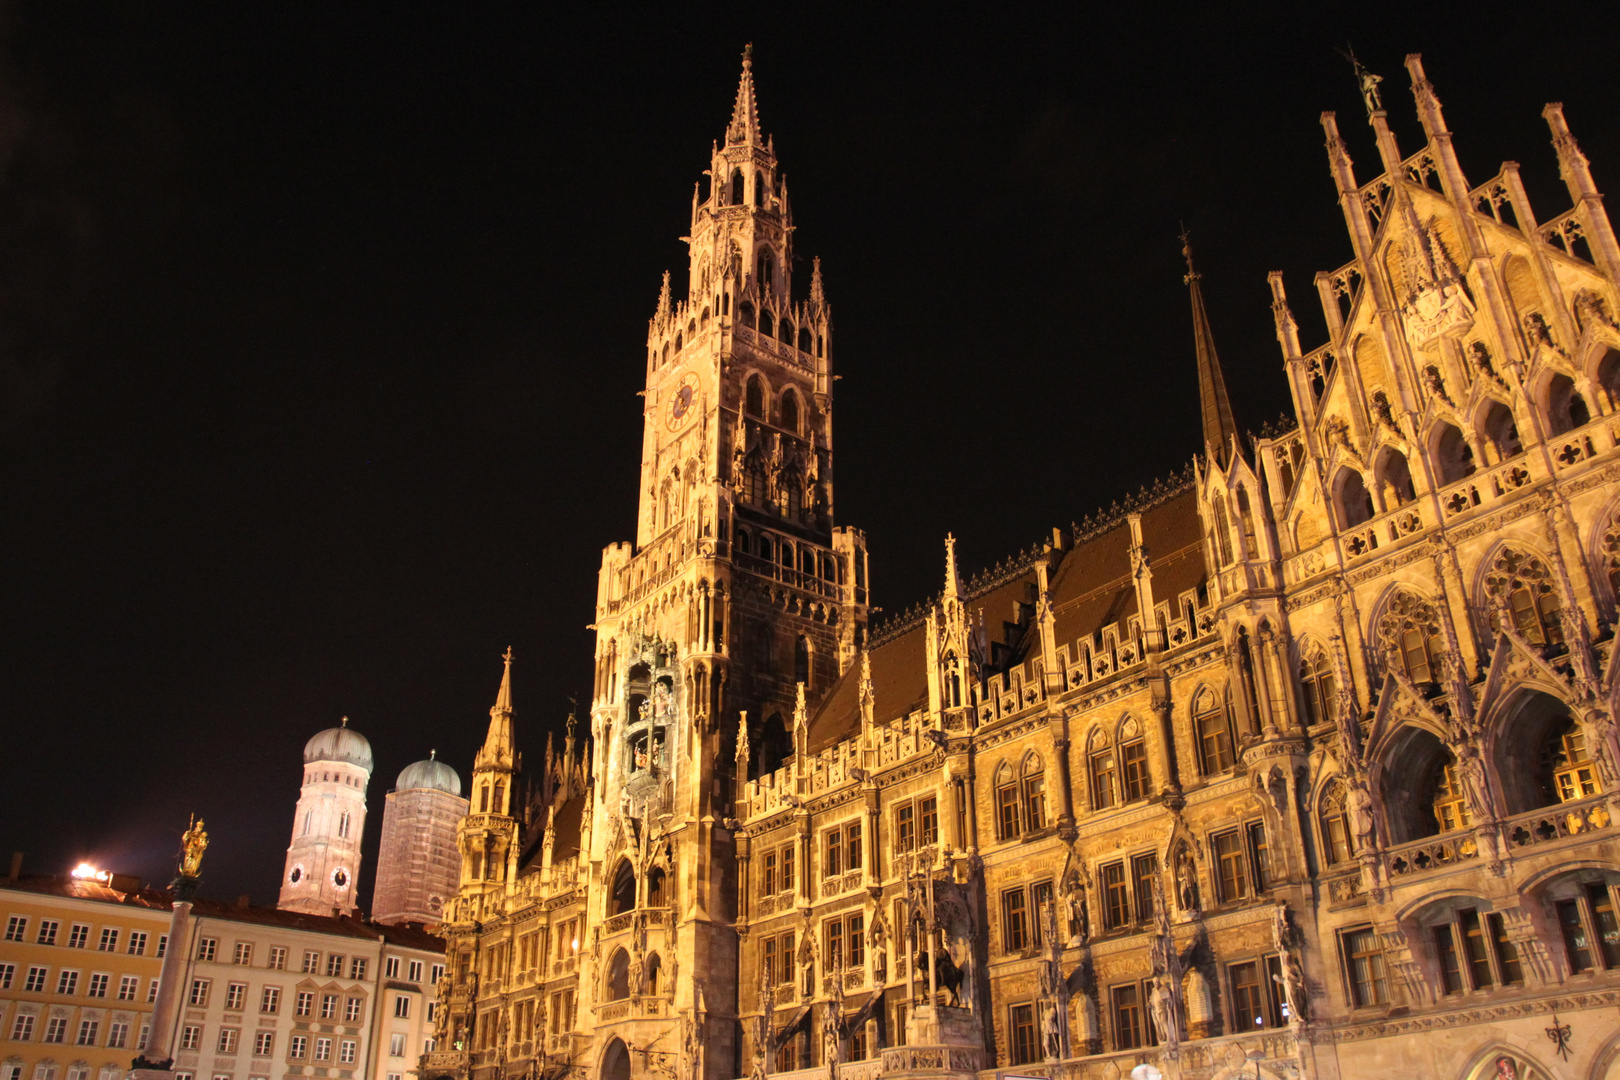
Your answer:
129;817;209;1080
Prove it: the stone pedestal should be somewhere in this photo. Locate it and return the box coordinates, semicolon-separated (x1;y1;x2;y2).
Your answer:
881;1006;987;1080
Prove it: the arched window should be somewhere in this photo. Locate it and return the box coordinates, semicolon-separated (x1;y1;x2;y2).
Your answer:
1299;651;1337;728
780;390;800;434
793;635;810;687
1333;467;1375;528
1193;688;1234;775
1210;498;1234;565
745;375;765;418
1088;730;1117;811
1118;716;1149;802
728;169;744;206
747;457;768;506
605;949;630;1001
756;534;773;563
1480;400;1522;462
1432;421;1476;485
646;867;666;907
609;861;636;916
673;332;683;353
994;762;1020;840
751;713;791;780
492;782;504;814
1373;447;1416;507
645;952;662;996
1483;548;1564;646
1546;373;1591;435
735;529;751;556
754;171;765;206
760;309;775;338
797;326;812;352
756;250;774;293
700;306;710;327
1022;754;1047;831
661;341;670;366
1318;780;1354;865
479;784;490;814
1375;591;1446;684
738;301;755;328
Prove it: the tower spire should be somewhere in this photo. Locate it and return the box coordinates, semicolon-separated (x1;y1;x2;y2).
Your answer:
1181;229;1240;466
727;44;763;147
943;533;962;601
477;647;515;770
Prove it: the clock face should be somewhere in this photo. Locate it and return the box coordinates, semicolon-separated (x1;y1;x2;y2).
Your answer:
666;372;700;430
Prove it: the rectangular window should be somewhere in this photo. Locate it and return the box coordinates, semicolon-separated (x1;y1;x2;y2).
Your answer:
107;1021;130;1049
762;852;777;896
846;820;863;871
780;846;794;894
394;995;411;1019
57;970;79;995
1343;927;1388;1007
268;946;287;971
127;930;147;956
826;919;844;971
1120;740;1150;802
1590;883;1620;968
326;954;344;977
1131;854;1158;924
118;975;138;1000
824;827;843;877
87;972;109;997
847;914;865;967
1111;984;1143;1050
315;1037;333;1061
431;963;444;983
1213;830;1249;903
1558;898;1594;973
321;994;338;1019
1001;888;1029;952
12;1014;34;1041
1459;908;1493;989
295;991;314;1017
1009;1002;1038;1065
157;934;168;958
147;977;160;1002
340;1040;356;1065
1229;960;1273;1029
138;1022;150;1049
350;957;367;980
1022;776;1045;832
67;924;89;948
25;966;47;992
385;956;400;979
75;1019;98;1046
260;986;280;1013
1102;862;1129;930
180;1025;201;1051
302;950;319;974
226;982;247;1011
762;936;777;987
38;920;59;945
996;783;1020;840
188;978;209;1006
254;1031;274;1057
408;959;423;982
896;804;916;852
97;928;119;952
289;1035;307;1059
197;937;217;962
217;1028;239;1054
390;1034;406;1058
5;915;25;941
1248;822;1271;893
233;942;253;966
1090;748;1117;810
0;963;13;989
346;996;364;1022
1486;913;1524;985
920;796;939;845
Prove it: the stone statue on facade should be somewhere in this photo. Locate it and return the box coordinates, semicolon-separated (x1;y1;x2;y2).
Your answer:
1173;844;1199;914
1272;904;1308;1022
1346;772;1376;851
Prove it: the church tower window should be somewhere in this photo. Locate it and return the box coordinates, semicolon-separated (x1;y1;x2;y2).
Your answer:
745;375;765;418
1332;468;1374;529
1299;651;1336;728
781;389;800;434
1431;422;1476;484
756;250;773;292
728;169;744;205
794;636;810;688
1193;688;1234;775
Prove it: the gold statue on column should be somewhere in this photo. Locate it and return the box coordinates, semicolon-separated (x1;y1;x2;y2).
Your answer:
179;815;209;878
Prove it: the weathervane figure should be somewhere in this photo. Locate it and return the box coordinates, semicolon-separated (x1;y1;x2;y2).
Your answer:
1339;45;1383;115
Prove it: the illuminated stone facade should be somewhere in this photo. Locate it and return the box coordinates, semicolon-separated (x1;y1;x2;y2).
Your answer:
424;52;1620;1080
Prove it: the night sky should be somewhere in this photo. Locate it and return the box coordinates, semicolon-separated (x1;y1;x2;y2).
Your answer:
3;4;1617;910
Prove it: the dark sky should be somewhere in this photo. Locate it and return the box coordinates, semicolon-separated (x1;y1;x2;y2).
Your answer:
3;3;1617;909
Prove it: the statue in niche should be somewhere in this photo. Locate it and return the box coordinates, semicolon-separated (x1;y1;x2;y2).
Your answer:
1346;774;1376;851
1173;845;1200;914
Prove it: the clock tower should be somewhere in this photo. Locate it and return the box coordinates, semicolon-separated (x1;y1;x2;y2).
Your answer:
584;46;870;1080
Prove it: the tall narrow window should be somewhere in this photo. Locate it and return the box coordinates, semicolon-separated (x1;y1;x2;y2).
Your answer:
1299;652;1337;727
995;767;1020;840
794;636;810;687
1090;739;1117;811
1131;854;1158;923
746;375;765;418
1110;984;1143;1050
1001;888;1029;952
1194;690;1234;775
1120;737;1149;802
1101;862;1129;929
1342;927;1388;1007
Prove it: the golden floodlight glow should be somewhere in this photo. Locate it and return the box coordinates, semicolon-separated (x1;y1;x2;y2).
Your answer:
70;863;109;882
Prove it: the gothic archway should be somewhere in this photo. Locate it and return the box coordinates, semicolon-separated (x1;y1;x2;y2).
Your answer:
601;1036;632;1080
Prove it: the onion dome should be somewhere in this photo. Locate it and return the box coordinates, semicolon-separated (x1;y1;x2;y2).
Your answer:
396;751;462;796
303;717;374;772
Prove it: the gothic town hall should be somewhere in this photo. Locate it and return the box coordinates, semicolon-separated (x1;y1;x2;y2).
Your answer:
422;51;1620;1080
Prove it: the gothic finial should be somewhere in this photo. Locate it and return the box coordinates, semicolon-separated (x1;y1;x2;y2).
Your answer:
810;256;826;308
1179;224;1198;283
1180;229;1240;467
943;533;961;600
727;44;764;147
656;271;672;321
